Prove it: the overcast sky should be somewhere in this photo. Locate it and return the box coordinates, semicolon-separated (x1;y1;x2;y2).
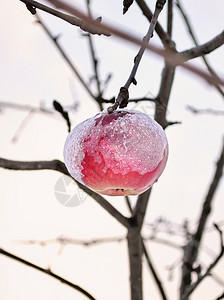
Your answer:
0;1;224;299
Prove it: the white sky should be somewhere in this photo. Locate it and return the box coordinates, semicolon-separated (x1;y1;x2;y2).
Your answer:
0;0;224;299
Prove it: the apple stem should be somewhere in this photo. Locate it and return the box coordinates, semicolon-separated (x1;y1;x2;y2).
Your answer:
107;0;167;113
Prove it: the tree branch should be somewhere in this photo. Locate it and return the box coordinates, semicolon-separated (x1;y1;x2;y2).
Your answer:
85;0;103;110
125;193;168;300
155;63;176;128
127;188;152;300
17;235;125;248
0;157;69;174
36;14;96;101
167;0;173;38
101;96;156;104
0;248;96;300
180;138;224;298
135;0;174;48
20;0;110;36
107;0;167;112
176;0;224;98
45;0;224;88
131;188;152;228
0;157;130;228
127;227;144;300
181;30;224;62
143;244;168;300
181;224;224;299
186;105;224;116
0;100;54;114
216;291;224;300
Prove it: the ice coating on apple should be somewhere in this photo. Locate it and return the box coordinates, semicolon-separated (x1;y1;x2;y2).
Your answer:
63;109;168;196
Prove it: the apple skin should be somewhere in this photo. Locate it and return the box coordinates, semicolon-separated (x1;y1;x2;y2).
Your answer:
64;109;168;196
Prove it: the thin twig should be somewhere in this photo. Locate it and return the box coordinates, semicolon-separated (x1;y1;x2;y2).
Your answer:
0;157;130;228
36;14;96;101
0;101;54;114
0;248;96;300
125;196;133;214
0;101;77;142
135;0;174;48
216;291;224;300
0;158;69;174
85;0;103;110
181;30;224;62
20;0;110;36
143;244;168;300
132;188;152;228
45;0;224;88
101;96;156;104
16;235;125;247
15;233;181;251
181;224;224;299
186;105;224;116
145;236;181;250
53;100;71;132
176;0;224;98
107;0;167;112
180;138;224;298
123;0;134;14
11;109;35;143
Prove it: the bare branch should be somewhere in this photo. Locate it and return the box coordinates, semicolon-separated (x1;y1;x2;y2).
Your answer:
186;105;224;116
36;14;96;101
128;96;156;103
176;0;224;98
167;0;173;38
11;110;35;143
216;291;224;300
125;196;133;214
143;244;168;300
16;235;125;247
0;248;96;300
126;187;153;300
181;224;224;299
145;236;181;250
123;0;134;14
20;0;110;36
107;0;167;112
125;193;168;300
0;101;54;114
135;0;174;48
0;157;130;228
193;140;224;254
45;0;224;88
180;138;224;298
0;157;69;174
85;0;103;110
132;188;152;229
155;63;176;128
0;100;77;143
181;30;224;62
127;227;144;300
53;100;71;132
16;233;181;251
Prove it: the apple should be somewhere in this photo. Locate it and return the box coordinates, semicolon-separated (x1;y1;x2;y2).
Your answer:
64;109;168;196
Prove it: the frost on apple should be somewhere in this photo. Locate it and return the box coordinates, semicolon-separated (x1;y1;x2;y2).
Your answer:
63;109;168;196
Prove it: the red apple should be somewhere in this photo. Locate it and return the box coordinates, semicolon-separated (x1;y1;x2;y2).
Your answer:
64;109;168;196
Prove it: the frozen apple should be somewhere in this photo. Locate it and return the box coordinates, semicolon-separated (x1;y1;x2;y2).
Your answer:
63;109;168;196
